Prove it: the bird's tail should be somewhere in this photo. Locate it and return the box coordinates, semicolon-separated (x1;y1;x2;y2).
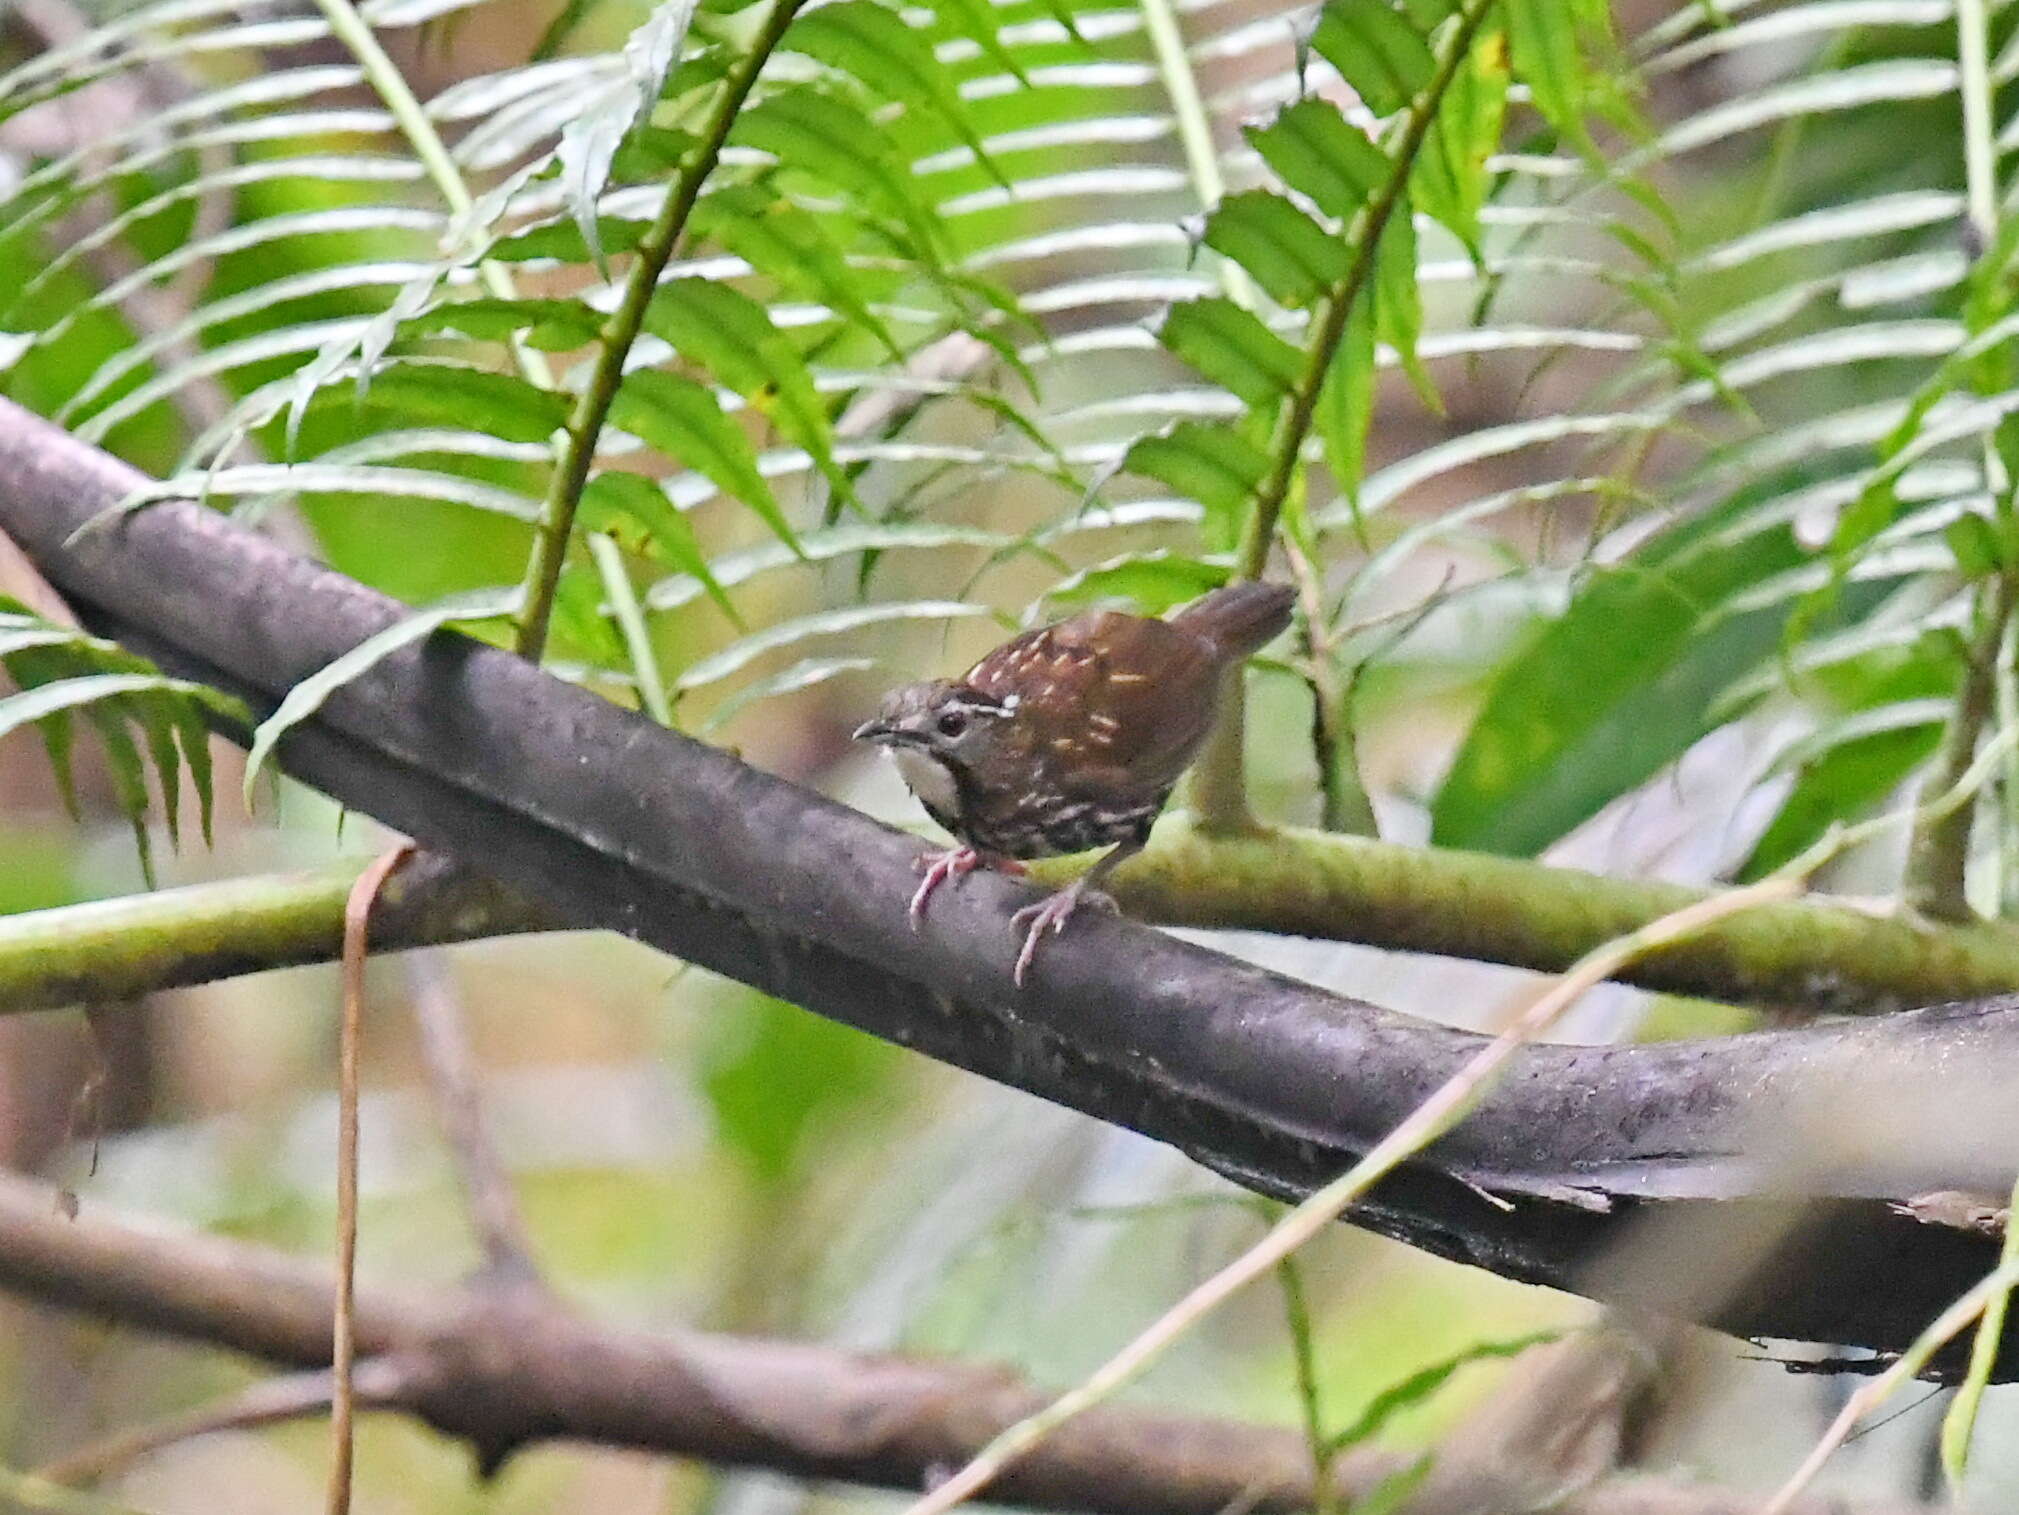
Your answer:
1170;581;1295;661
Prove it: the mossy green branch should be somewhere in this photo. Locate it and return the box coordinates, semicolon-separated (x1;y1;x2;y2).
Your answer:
1031;812;2019;1014
514;0;808;661
1193;0;1498;833
0;858;548;1013
15;825;2019;1018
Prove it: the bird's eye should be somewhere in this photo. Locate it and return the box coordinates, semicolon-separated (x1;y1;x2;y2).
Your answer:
936;709;969;738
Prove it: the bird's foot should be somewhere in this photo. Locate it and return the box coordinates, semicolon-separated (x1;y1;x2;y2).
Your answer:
909;847;1025;927
1011;883;1116;986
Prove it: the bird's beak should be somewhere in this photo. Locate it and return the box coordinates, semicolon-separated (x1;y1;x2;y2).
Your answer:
854;718;925;747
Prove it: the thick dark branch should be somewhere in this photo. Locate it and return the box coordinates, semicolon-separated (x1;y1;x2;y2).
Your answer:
3;398;2019;1365
0;1170;1940;1515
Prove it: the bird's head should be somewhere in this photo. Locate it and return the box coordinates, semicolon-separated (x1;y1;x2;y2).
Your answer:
853;681;1016;763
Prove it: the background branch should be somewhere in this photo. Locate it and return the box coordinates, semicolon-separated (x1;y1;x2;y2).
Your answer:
0;1168;1942;1515
403;950;543;1288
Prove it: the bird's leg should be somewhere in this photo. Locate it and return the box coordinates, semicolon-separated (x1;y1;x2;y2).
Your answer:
910;846;1026;927
1011;840;1140;986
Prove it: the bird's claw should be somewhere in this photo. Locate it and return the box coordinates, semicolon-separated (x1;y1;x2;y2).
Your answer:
1010;886;1115;985
909;847;1024;927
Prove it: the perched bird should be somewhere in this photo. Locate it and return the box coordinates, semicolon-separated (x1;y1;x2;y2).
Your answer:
854;581;1295;983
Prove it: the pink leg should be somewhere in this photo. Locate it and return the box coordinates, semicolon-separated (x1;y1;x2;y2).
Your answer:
909;846;1025;927
1011;882;1118;985
1009;841;1137;985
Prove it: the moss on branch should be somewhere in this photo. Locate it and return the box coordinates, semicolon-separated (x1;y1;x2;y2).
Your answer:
5;818;2016;1018
0;856;547;1013
1031;813;2019;1015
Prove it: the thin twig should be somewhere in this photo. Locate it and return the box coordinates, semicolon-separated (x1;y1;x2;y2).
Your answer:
1905;566;2016;919
1274;1256;1337;1515
36;1359;412;1488
0;1465;145;1515
330;844;412;1515
588;532;673;725
1283;538;1374;835
403;950;542;1287
514;0;809;660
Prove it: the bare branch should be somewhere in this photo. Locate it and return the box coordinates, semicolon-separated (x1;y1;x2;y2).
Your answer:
35;1360;414;1488
0;1170;1943;1515
403;951;542;1287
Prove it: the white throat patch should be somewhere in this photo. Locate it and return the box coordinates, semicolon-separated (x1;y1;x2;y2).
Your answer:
889;744;959;815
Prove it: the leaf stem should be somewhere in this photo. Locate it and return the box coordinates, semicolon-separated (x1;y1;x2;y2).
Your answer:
1905;565;2015;920
1234;0;1495;586
1275;1255;1339;1515
589;532;674;724
1959;0;1998;249
1285;536;1376;835
1192;0;1496;830
1136;0;1251;307
514;0;807;660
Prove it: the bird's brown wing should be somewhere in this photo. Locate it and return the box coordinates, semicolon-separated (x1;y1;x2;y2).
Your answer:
965;610;1218;799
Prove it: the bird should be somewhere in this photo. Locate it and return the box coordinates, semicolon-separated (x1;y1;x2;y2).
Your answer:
853;580;1295;984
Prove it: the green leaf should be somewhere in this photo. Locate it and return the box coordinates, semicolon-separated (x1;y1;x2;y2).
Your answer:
1947;511;2006;578
610;125;697;182
1327;1331;1561;1452
174;700;216;847
610;367;801;557
1739;719;1943;881
1158;297;1301;412
1200;191;1349;310
556;0;701;269
1412;27;1508;256
699;654;876;734
0;672;215;744
1375;207;1438;413
1316;287;1377;520
1308;0;1434;117
356;363;571;444
674;600;994;691
1245;99;1387;220
644;278;857;514
580;469;744;627
244;589;520;805
406;297;601;351
489;216;653;263
1040;551;1230;615
1504;0;1594;150
700;992;899;1183
786;1;998;180
734;86;946;264
1122;421;1270;550
692;183;901;360
928;0;1030;86
134;690;185;848
1430;507;1865;855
